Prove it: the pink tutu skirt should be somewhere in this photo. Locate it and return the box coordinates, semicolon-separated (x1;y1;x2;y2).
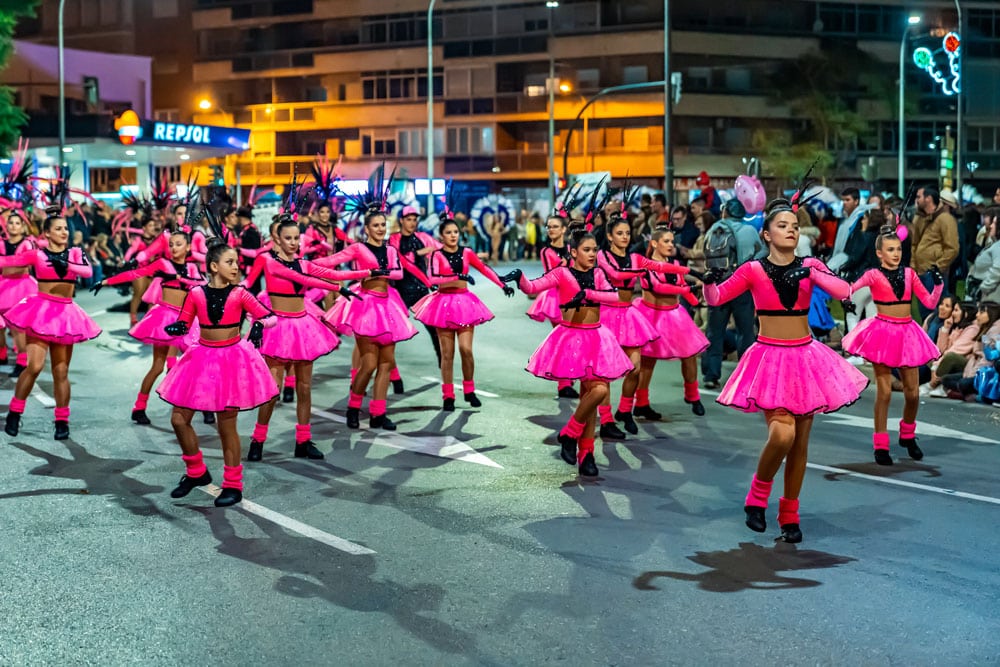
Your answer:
258;291;326;319
634;299;710;360
601;302;660;348
259;309;340;362
411;289;494;330
718;335;869;416
0;273;38;313
4;292;101;344
323;287;418;345
157;337;278;411
129;301;200;350
842;314;940;368
526;289;561;325
526;321;634;382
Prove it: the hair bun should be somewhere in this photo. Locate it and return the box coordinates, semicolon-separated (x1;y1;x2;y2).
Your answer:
878;224;896;236
764;198;793;216
206;237;228;251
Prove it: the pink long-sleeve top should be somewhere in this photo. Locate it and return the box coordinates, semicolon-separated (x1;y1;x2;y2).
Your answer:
314;241;404;283
426;247;505;288
705;257;850;313
517;266;620;312
0;246;93;286
123;234;158;263
598;249;689;291
850;266;942;310
388;231;438;288
105;257;203;293
640;259;700;307
243;251;368;299
539;244;570;273
936;322;979;358
135;229;208;266
1;236;36;277
174;284;275;344
301;223;352;259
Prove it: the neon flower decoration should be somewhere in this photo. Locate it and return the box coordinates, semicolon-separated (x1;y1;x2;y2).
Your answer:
912;32;961;96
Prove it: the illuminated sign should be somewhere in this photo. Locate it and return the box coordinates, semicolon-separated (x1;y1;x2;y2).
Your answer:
113;113;251;151
114;110;142;145
913;32;961;97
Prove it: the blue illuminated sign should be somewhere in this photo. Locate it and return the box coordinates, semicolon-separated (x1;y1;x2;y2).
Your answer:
115;114;251;151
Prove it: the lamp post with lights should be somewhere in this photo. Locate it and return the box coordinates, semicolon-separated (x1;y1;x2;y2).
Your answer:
547;0;559;199
898;13;921;197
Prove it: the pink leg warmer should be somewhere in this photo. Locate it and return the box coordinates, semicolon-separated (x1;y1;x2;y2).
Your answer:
221;464;243;491
15;353;27;367
295;423;311;444
389;367;401;382
597;404;614;425
778;497;800;526
618;395;635;413
683;381;700;402
369;399;386;417
283;375;296;388
181;452;208;478
899;420;917;439
557;380;571;391
744;474;773;509
54;406;70;422
348;391;364;409
252;422;269;443
872;432;890;451
9;397;26;414
560;415;586;439
635;388;651;407
441;383;455;400
577;437;595;463
166;356;177;371
462;379;475;394
350;367;358;383
134;392;149;411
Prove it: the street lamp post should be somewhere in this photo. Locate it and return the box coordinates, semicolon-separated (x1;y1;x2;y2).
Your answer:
547;1;558;201
663;0;673;203
898;13;921;197
57;0;66;158
426;0;436;215
954;0;963;201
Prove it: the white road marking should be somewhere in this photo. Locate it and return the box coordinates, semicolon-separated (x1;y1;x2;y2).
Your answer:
820;411;1000;444
312;408;503;468
31;386;55;408
197;484;376;555
90;309;107;317
806;462;1000;506
419;376;499;398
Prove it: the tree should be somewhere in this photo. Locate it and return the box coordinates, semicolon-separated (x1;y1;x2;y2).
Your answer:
0;1;38;156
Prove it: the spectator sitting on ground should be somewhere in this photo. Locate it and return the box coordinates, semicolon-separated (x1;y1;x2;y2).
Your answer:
937;302;1000;400
921;301;979;396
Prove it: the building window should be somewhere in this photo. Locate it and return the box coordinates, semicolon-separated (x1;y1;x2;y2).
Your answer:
446;127;494;155
622;65;648;85
152;56;180;75
362;69;442;101
154;109;180;122
153;0;179;18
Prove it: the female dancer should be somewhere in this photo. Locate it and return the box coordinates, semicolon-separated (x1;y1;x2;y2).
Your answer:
841;227;943;465
122;210;161;326
156;238;278;507
90;229;204;425
242;216;370;462
634;228;710;417
411;217;514;410
703;198;868;543
597;210;689;436
2;212;101;440
317;178;417;431
0;209;38;378
526;212;578;399
503;227;633;477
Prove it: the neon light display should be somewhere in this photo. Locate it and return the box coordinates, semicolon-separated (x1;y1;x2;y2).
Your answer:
912;32;961;96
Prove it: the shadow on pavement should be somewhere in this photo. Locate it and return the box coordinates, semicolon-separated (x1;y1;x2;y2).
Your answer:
823;460;943;479
633;542;857;592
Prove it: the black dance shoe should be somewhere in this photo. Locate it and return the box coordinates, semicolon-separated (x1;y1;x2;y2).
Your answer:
557;386;580;399
282;386;295;403
392;378;405;395
780;523;803;544
54;420;70;441
464;392;482;408
599;422;626;441
442;398;455;412
247;439;264;462
686;399;706;416
578;452;599;478
614;410;638;435
294;440;325;459
5;411;20;437
9;363;25;379
131;409;151;426
899;437;924;461
202;411;216;425
214;488;243;507
632;404;662;421
557;433;578;465
346;407;360;429
874;449;893;466
169;471;212;498
370;414;397;431
744;506;767;533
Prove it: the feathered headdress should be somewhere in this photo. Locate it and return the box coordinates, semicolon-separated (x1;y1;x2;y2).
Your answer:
181;189;204;232
0;138;34;216
151;177;175;213
582;175;610;228
789;158;822;213
440;179;457;221
181;170;200;210
310;153;342;208
554;181;584;220
111;190;152;236
338;162;395;219
237;182;269;219
277;166;311;220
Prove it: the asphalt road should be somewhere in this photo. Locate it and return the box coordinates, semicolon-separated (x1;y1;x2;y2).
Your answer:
1;261;998;666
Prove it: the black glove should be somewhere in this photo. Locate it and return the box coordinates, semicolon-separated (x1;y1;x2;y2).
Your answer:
686;269;705;282
48;255;68;272
458;273;475;285
369;268;390;277
784;266;811;284
928;266;944;286
153;270;174;281
561;290;587;310
89;281;105;296
841;298;857;315
339;286;361;300
120;258;138;271
164;321;189;337
701;268;724;285
502;285;515;297
248;320;265;349
500;269;523;284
